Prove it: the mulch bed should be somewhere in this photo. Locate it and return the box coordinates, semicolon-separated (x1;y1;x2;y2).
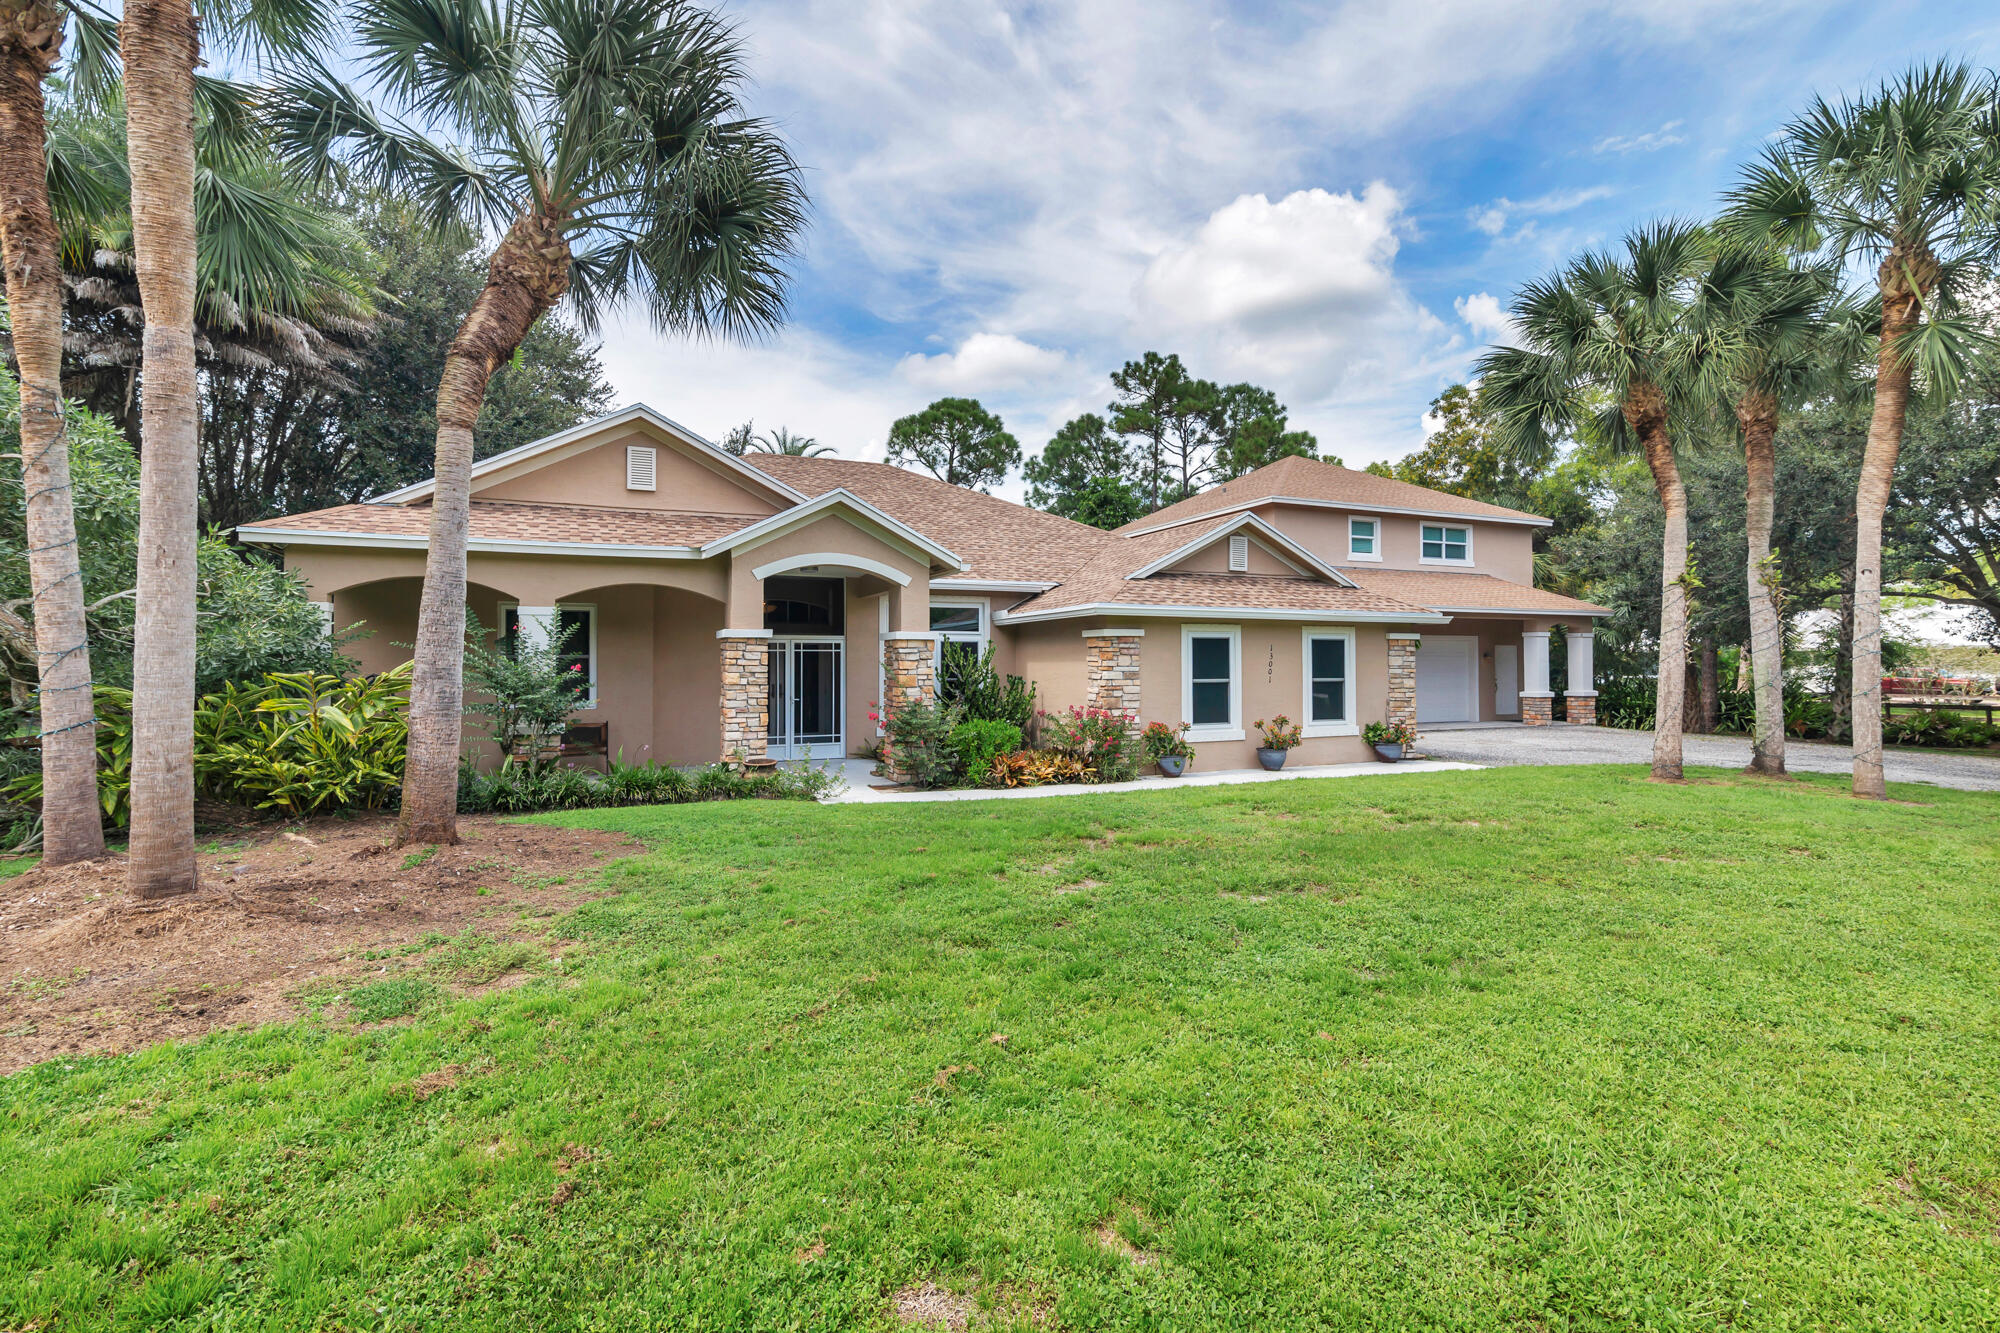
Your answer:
0;816;641;1075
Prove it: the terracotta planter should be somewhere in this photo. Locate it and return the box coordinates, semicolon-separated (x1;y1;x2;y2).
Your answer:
1256;747;1287;771
1157;755;1187;777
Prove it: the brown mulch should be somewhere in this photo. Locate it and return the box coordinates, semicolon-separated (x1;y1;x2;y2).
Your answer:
0;816;641;1074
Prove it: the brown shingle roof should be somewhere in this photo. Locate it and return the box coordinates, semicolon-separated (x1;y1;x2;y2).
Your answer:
1341;567;1610;616
239;500;756;547
1118;454;1550;531
740;454;1115;582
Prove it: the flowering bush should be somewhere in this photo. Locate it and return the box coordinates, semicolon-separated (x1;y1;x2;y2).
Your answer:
1362;720;1419;747
1038;706;1137;782
879;697;964;788
1141;720;1195;763
1253;715;1303;750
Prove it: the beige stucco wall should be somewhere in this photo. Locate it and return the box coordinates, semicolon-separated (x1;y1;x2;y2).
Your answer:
287;546;729;608
1163;534;1300;576
475;427;784;517
1253;503;1536;584
724;513;933;632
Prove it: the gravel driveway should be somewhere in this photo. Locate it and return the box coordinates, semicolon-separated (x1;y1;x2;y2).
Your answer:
1418;724;2000;792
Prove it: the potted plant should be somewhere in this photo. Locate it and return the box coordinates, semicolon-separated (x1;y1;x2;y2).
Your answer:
1252;716;1302;770
1141;721;1195;777
1362;720;1419;762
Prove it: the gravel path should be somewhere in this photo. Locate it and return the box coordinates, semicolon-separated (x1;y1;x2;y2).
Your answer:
1418;724;2000;792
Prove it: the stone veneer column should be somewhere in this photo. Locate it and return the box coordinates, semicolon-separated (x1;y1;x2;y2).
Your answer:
1081;628;1143;719
880;634;938;782
1520;629;1554;726
1386;632;1420;729
717;629;771;762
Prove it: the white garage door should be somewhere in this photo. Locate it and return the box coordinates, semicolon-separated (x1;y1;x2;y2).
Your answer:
1416;635;1478;723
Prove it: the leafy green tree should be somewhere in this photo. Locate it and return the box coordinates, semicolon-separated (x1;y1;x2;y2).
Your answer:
1214;382;1320;479
275;0;807;845
1372;384;1526;501
885;397;1019;491
1479;221;1720;781
1023;413;1137;526
1107;351;1192;508
1886;391;2000;645
1727;59;2000;798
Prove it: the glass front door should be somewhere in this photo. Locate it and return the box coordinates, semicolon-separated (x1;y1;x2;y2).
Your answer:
766;638;844;760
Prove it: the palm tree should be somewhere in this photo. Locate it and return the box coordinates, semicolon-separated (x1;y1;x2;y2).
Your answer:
0;0;117;864
748;426;832;457
1690;243;1850;777
1478;221;1721;782
117;0;333;898
1726;61;2000;799
273;0;806;845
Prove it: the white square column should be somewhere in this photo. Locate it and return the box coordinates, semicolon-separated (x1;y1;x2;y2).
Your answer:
1520;629;1553;726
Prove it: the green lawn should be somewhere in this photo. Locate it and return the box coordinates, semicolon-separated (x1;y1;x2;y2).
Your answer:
5;767;1999;1330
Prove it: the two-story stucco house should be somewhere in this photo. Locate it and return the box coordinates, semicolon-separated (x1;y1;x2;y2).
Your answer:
237;405;1608;770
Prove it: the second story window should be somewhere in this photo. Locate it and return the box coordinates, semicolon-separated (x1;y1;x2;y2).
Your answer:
1348;517;1379;560
1421;523;1471;563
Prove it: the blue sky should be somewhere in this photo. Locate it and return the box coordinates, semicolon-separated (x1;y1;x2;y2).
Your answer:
595;0;1994;493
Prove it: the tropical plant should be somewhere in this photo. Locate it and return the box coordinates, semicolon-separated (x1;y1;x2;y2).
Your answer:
1254;715;1303;750
986;748;1095;788
456;753;834;814
201;664;412;814
885;397;1019;491
935;641;1036;732
272;0;807;845
1037;706;1135;781
1140;720;1194;763
1726;59;2000;797
1479;221;1720;781
746;426;832;457
460;607;588;772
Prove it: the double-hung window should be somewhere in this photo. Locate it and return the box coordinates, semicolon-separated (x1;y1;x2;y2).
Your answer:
1348;517;1380;561
1182;625;1242;741
1301;627;1357;736
1421;523;1471;564
931;601;987;696
501;603;598;707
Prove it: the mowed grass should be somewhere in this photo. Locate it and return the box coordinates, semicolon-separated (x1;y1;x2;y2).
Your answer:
4;767;1999;1331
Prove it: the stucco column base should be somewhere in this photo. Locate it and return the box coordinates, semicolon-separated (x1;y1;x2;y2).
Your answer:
881;635;937;783
1082;631;1143;720
1520;693;1553;726
1386;634;1420;730
1564;692;1596;726
718;631;771;762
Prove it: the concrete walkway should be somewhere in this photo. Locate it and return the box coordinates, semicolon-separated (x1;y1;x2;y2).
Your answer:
813;756;1483;804
1417;723;2000;792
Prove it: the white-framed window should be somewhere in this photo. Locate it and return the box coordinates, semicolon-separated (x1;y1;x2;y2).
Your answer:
501;602;599;707
625;445;657;491
931;599;988;698
1301;627;1358;737
1347;517;1381;561
1181;624;1243;741
1420;523;1472;564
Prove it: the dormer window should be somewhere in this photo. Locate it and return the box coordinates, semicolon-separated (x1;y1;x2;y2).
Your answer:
626;445;658;491
1421;523;1471;564
1348;517;1380;561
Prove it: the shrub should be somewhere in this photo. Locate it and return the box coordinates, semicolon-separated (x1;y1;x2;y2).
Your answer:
462;607;590;770
938;642;1037;731
458;756;837;812
949;718;1022;771
1037;706;1136;782
203;666;413;815
881;697;963;789
1884;708;2000;749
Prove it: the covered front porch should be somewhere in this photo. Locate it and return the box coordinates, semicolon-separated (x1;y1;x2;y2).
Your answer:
1407;614;1599;727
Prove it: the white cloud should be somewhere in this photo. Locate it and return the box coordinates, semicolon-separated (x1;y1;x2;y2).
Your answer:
1454;291;1518;346
896;333;1071;393
1593;120;1688;153
1467;185;1616;237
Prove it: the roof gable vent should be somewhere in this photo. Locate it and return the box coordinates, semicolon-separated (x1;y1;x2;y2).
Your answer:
1228;533;1249;572
626;445;658;492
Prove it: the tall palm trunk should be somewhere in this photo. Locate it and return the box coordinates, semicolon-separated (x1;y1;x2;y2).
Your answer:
1737;390;1786;775
1851;251;1929;800
121;0;202;898
1;1;105;863
1629;385;1687;781
396;211;570;845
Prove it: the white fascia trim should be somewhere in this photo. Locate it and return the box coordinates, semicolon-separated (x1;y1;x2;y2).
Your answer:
751;551;912;587
993;602;1451;626
701;488;966;571
1424;605;1607;617
929;578;1059;593
716;628;773;639
1122;495;1553;536
1079;627;1146;637
1125;512;1355;586
366;404;810;506
234;526;705;560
